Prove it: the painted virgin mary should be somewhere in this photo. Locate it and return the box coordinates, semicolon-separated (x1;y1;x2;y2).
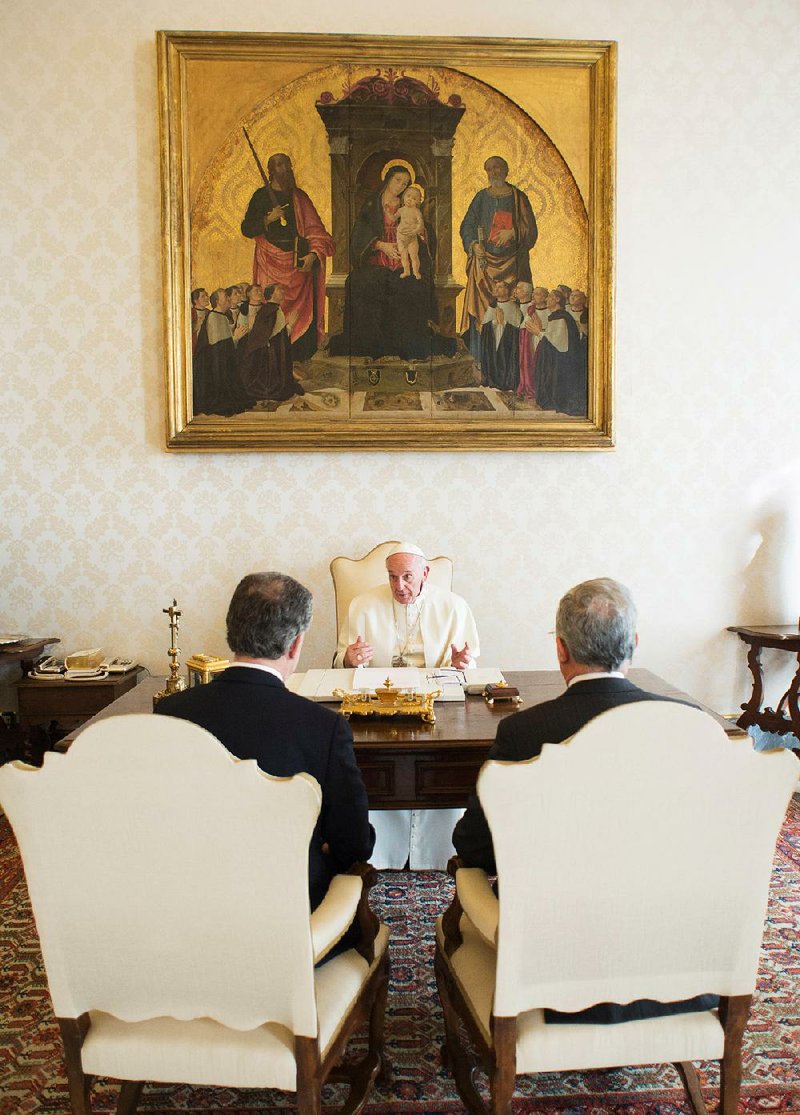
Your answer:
329;164;456;361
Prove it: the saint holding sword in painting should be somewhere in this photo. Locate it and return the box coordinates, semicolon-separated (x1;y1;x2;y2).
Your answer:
240;145;334;362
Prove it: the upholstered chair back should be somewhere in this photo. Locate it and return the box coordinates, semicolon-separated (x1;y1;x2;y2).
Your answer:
0;714;322;1036
477;701;797;1020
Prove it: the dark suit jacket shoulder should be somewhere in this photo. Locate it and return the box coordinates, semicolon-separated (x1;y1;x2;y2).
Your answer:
155;666;374;908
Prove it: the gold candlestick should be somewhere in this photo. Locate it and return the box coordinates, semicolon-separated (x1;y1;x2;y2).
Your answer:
153;598;188;708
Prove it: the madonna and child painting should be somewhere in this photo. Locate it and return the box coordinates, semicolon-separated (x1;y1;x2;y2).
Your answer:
161;34;614;450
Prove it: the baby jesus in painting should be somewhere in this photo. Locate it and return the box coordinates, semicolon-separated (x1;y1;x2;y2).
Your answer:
395;185;425;279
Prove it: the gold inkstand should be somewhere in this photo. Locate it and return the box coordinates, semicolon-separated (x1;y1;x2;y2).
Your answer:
334;677;440;724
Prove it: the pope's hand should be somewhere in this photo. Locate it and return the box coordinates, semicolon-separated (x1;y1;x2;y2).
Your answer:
345;635;374;668
451;642;471;670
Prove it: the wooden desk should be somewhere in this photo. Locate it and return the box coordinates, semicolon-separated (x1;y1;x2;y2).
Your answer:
727;624;800;745
60;669;743;809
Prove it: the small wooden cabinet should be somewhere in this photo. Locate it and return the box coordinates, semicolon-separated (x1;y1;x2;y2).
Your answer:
15;668;145;745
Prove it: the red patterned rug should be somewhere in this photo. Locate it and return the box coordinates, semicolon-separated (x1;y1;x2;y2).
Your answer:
1;799;798;1115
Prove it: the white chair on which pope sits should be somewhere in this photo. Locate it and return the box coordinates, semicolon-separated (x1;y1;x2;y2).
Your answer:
435;701;798;1115
330;539;453;641
0;714;390;1115
330;540;457;871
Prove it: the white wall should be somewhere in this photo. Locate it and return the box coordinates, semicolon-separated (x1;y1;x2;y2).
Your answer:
2;0;800;715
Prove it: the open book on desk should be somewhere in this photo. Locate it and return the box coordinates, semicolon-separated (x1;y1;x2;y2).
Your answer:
287;666;505;703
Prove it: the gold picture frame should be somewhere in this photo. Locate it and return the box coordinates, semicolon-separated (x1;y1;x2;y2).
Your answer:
158;32;616;452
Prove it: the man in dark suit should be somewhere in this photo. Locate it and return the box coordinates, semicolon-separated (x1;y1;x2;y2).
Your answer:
156;572;375;953
453;577;716;1023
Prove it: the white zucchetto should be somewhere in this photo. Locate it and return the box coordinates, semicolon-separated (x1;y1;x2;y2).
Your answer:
386;542;427;560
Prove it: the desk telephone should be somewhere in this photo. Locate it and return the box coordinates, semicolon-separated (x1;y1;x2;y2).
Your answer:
34;655;136;676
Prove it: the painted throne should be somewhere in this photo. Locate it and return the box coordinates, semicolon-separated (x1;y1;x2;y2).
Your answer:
316;69;465;339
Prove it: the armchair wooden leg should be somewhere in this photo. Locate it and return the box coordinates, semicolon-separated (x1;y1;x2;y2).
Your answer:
295;1035;322;1115
57;1016;93;1115
116;1080;144;1115
371;953;392;1086
434;945;488;1115
490;1016;516;1115
674;1061;709;1115
719;995;751;1115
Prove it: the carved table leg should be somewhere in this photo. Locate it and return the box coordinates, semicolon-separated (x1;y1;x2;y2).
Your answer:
782;651;800;742
737;639;764;731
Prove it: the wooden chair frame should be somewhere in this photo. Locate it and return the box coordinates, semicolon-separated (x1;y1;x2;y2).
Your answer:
435;857;753;1115
56;862;390;1115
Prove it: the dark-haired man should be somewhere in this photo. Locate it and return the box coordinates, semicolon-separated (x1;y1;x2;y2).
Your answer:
156;573;375;944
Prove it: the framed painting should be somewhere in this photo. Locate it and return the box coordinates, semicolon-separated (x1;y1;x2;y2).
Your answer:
158;32;616;451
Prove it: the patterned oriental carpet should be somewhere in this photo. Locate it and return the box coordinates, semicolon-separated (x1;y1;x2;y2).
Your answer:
1;800;798;1115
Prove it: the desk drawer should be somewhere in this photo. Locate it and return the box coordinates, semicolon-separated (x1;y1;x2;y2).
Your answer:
415;756;485;802
356;748;487;808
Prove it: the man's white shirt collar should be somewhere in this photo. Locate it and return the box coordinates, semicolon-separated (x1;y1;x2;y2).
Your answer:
233;662;284;683
567;670;625;688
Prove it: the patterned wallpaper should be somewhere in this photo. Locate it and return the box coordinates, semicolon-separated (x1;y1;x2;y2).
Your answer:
2;0;800;716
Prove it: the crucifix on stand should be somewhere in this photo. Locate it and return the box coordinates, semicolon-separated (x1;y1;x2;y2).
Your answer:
153;599;188;708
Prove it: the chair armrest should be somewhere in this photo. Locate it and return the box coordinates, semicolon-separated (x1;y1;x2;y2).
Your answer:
456;867;498;948
310;862;380;965
311;875;362;964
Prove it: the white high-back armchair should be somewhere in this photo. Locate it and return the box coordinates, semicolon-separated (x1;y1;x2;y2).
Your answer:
435;701;797;1115
0;714;390;1115
330;540;453;639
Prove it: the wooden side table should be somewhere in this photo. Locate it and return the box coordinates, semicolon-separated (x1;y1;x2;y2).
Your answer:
727;624;800;751
15;668;145;751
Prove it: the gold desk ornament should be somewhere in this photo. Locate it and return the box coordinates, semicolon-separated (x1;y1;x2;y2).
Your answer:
153;599;188;708
186;653;229;687
333;677;440;724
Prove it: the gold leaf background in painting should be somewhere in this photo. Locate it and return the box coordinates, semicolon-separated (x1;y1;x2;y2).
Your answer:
191;64;588;313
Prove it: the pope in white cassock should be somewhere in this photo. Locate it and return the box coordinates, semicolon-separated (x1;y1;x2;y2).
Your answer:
334;543;480;869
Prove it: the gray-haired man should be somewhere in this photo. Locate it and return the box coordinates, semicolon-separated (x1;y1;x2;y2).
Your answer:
454;577;652;870
453;577;717;1024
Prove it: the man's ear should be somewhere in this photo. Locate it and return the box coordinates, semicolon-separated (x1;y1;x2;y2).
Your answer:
555;636;570;665
287;632;305;661
421;563;430;584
